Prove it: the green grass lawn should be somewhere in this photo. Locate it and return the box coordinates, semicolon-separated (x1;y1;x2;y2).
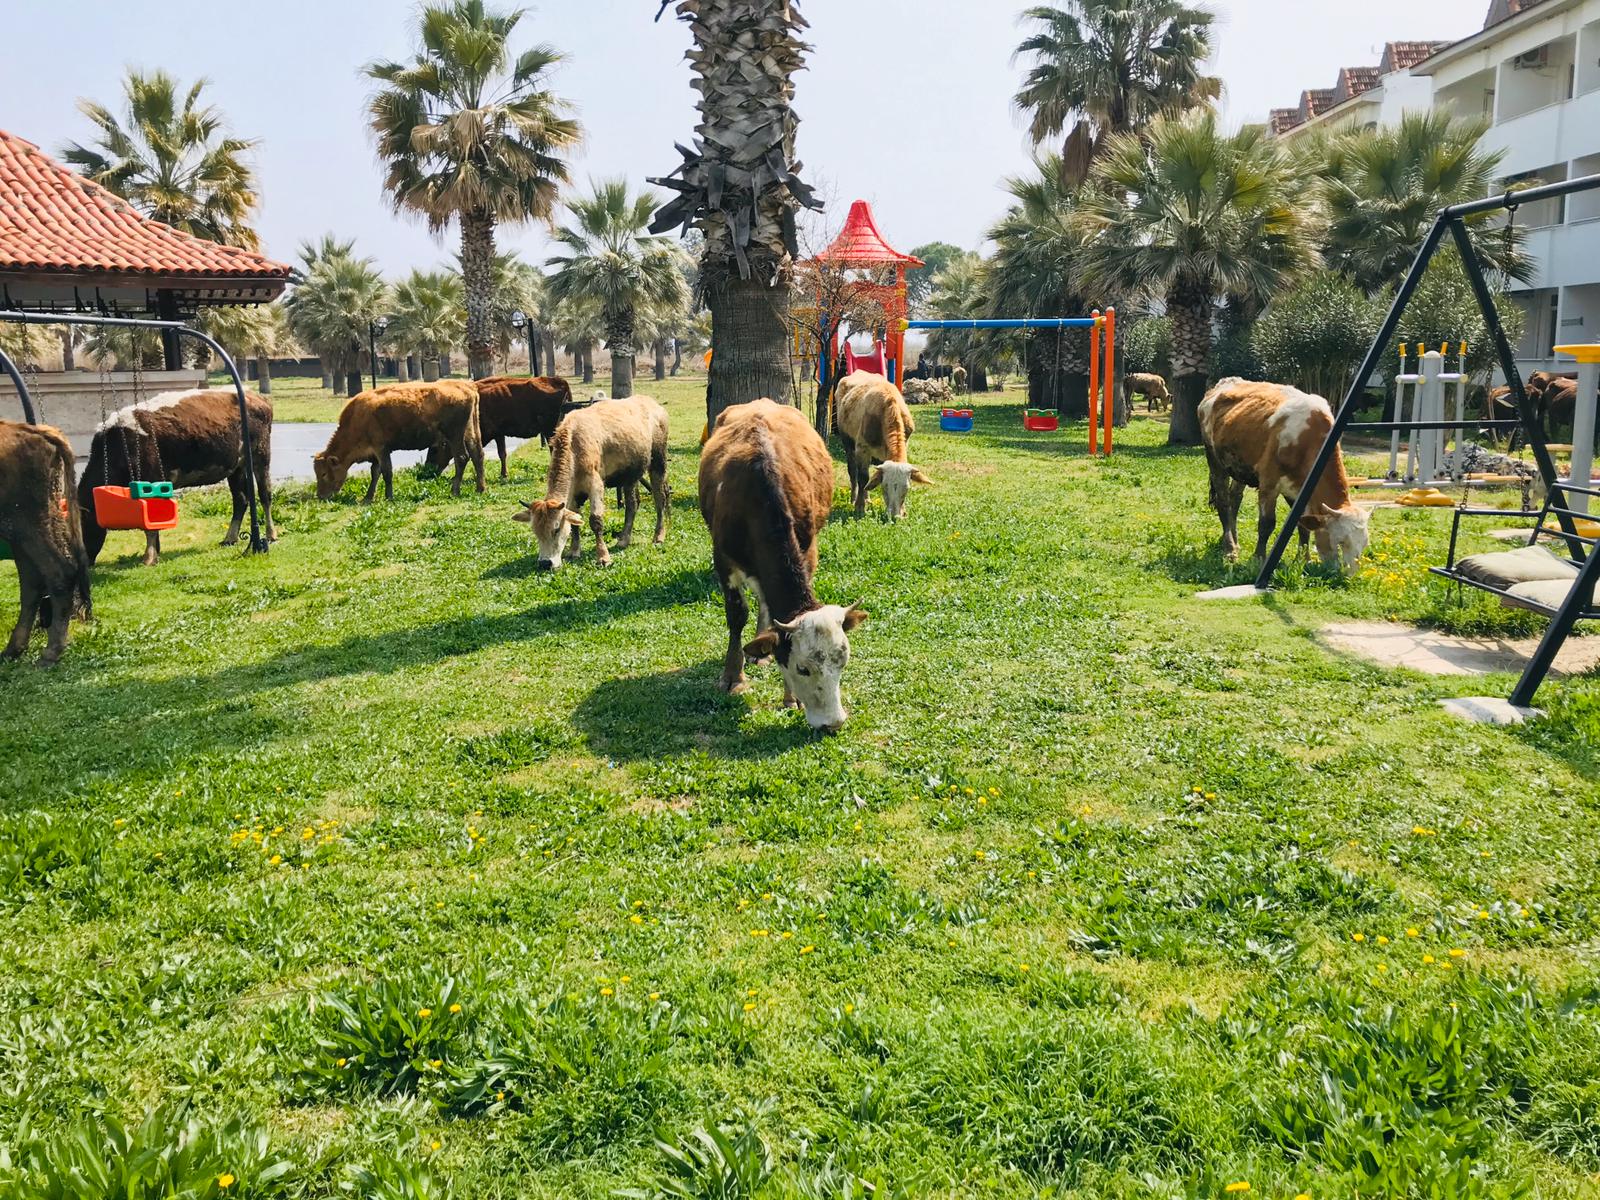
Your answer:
3;377;1599;1199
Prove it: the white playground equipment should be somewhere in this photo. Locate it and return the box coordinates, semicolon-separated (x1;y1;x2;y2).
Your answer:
1557;343;1600;515
1387;342;1469;484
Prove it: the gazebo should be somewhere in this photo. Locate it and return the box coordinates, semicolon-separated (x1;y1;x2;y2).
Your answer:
809;199;923;388
0;127;291;444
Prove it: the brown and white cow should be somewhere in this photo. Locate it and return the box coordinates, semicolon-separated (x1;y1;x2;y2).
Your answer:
513;395;669;570
1198;378;1370;569
1124;372;1172;413
700;398;866;733
314;380;484;502
79;388;275;566
1;421;92;665
834;370;931;520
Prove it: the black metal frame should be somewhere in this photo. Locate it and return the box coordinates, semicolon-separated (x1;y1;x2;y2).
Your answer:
0;309;267;554
1254;173;1600;706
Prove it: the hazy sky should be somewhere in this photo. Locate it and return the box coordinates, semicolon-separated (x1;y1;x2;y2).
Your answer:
7;0;1484;275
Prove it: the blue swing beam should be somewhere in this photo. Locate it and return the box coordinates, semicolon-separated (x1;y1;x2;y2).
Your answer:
902;318;1099;330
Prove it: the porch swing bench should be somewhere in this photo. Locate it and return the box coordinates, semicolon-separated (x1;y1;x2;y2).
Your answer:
1431;493;1600;621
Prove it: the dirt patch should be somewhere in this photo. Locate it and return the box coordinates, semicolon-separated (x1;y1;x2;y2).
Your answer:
628;795;695;815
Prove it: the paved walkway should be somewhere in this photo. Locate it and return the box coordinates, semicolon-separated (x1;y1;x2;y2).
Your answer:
1319;620;1600;678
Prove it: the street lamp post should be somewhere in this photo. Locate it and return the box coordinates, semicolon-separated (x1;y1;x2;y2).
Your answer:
511;310;530;376
369;316;390;391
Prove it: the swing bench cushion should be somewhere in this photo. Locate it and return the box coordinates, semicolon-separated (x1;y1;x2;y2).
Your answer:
1452;545;1579;589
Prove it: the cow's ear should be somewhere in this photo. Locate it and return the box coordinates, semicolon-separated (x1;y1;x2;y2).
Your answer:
512;507;532;524
743;630;780;662
909;468;933;485
565;510;583;527
842;603;868;631
866;468;884;491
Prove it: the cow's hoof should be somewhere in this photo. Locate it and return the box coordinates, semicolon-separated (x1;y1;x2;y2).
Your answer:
142;555;159;567
221;535;239;547
35;656;60;670
720;676;748;695
1;648;23;663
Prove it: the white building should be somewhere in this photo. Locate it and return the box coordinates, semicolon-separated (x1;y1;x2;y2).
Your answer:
1416;0;1600;376
1269;43;1445;141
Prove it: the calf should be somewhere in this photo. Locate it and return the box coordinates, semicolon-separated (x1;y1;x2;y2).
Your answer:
1125;372;1171;413
952;365;968;394
469;375;572;478
1;421;91;665
835;370;931;520
1198;378;1370;569
699;398;866;733
79;388;275;566
314;381;484;502
513;395;669;570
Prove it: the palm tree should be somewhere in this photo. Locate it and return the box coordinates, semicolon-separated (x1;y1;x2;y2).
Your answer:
650;0;821;426
366;0;581;380
1013;0;1219;185
985;156;1098;415
388;270;466;382
547;179;690;398
475;253;544;372
63;69;260;248
554;294;604;385
199;303;299;394
285;252;389;398
924;252;1000;392
296;235;359;387
1078;111;1321;444
1316;111;1531;294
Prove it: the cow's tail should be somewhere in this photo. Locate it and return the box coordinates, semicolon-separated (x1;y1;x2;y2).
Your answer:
50;430;92;620
545;420;574;501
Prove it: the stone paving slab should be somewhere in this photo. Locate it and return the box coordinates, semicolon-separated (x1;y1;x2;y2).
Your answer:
1320;620;1600;678
1436;697;1541;725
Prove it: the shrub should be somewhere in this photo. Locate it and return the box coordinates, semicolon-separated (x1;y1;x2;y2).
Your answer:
1251;271;1387;400
1119;317;1171;378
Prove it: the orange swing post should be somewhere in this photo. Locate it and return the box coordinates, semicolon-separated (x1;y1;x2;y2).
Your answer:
1087;310;1101;456
1103;306;1116;457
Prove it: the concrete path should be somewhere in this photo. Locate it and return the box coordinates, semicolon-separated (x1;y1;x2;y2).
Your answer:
1319;620;1600;678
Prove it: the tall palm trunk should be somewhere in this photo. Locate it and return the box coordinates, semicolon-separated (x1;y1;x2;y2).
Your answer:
654;338;668;381
322;366;335;391
459;209;497;379
422;352;440;383
1167;282;1212;446
58;329;75;371
580;341;595;384
255;356;273;396
670;338;682;376
608;309;636;398
704;265;791;424
397;356;410;383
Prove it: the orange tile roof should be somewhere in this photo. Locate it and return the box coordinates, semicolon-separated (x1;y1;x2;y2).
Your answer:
1269;108;1305;135
1336;66;1382;101
0;128;290;284
1299;88;1339;119
1383;40;1452;71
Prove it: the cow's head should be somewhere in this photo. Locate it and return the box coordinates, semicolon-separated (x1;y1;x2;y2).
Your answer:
1310;502;1370;570
513;498;580;570
743;603;868;733
313;453;351;500
867;463;932;520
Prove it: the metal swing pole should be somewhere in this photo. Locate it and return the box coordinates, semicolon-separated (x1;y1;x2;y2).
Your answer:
0;344;38;424
0;310;267;555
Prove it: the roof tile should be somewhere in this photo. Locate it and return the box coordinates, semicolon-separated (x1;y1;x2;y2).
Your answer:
0;127;290;282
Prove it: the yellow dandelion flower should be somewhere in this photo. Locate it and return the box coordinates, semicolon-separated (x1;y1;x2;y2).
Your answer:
495;1091;505;1101
600;987;614;997
268;855;282;866
743;1002;757;1012
1204;792;1216;800
1376;936;1389;946
843;1003;854;1013
649;992;661;1000
430;1140;441;1151
1422;955;1436;964
853;820;864;832
974;850;985;860
964;787;975;796
1449;948;1466;958
1406;927;1420;938
621;976;631;983
217;1174;236;1189
800;945;815;954
1351;933;1365;943
449;1003;462;1014
418;1008;433;1018
633;899;645;909
1224;1184;1250;1194
429;1058;442;1069
113;818;125;827
780;931;794;940
976;796;986;806
751;929;769;937
630;914;643;924
1019;963;1030;973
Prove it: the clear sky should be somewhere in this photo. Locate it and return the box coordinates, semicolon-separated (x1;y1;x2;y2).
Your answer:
7;0;1485;275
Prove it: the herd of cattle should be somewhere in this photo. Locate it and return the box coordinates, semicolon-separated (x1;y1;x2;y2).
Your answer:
2;367;1373;727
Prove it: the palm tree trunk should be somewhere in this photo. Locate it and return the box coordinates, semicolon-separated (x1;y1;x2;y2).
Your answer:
671;338;682;376
654;338;668;381
458;211;497;379
397;356;410;383
407;354;420;380
347;367;365;398
322;366;335;391
581;342;595;384
58;329;75;371
422;353;440;383
1167;286;1213;446
256;356;273;396
703;260;791;428
542;328;558;377
608;310;637;399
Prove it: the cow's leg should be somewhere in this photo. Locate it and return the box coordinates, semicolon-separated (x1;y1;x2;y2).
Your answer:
587;477;612;566
364;461;381;504
1254;485;1280;561
142;531;160;567
617;483;639;549
649;463;669;546
496;435;508;481
223;471;247;546
1204;451;1239;560
718;573;750;694
382;453;395;501
566;502;583;560
4;554;41;660
38;553;74;667
450;437;467;498
258;461;277;542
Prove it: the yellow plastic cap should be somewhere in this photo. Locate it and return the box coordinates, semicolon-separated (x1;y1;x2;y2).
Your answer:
1554;344;1600;363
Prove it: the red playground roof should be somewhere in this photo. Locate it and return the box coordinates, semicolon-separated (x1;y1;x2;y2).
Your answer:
814;200;923;267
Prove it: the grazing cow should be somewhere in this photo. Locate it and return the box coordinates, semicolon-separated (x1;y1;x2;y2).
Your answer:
952;365;968;394
699;398;866;733
1;421;91;665
835;370;931;520
1125;372;1172;413
474;375;573;478
79;388;275;566
1198;378;1370;569
513;395;669;570
1492;371;1581;433
314;381;484;502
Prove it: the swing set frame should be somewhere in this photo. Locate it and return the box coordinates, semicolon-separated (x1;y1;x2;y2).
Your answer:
0;308;268;554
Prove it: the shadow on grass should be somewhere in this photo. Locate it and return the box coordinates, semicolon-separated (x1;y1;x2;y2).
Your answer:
571;662;815;761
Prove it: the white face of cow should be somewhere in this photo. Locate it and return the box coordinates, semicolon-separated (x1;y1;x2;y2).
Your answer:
1313;503;1370;570
512;498;580;570
744;603;868;733
867;463;932;521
